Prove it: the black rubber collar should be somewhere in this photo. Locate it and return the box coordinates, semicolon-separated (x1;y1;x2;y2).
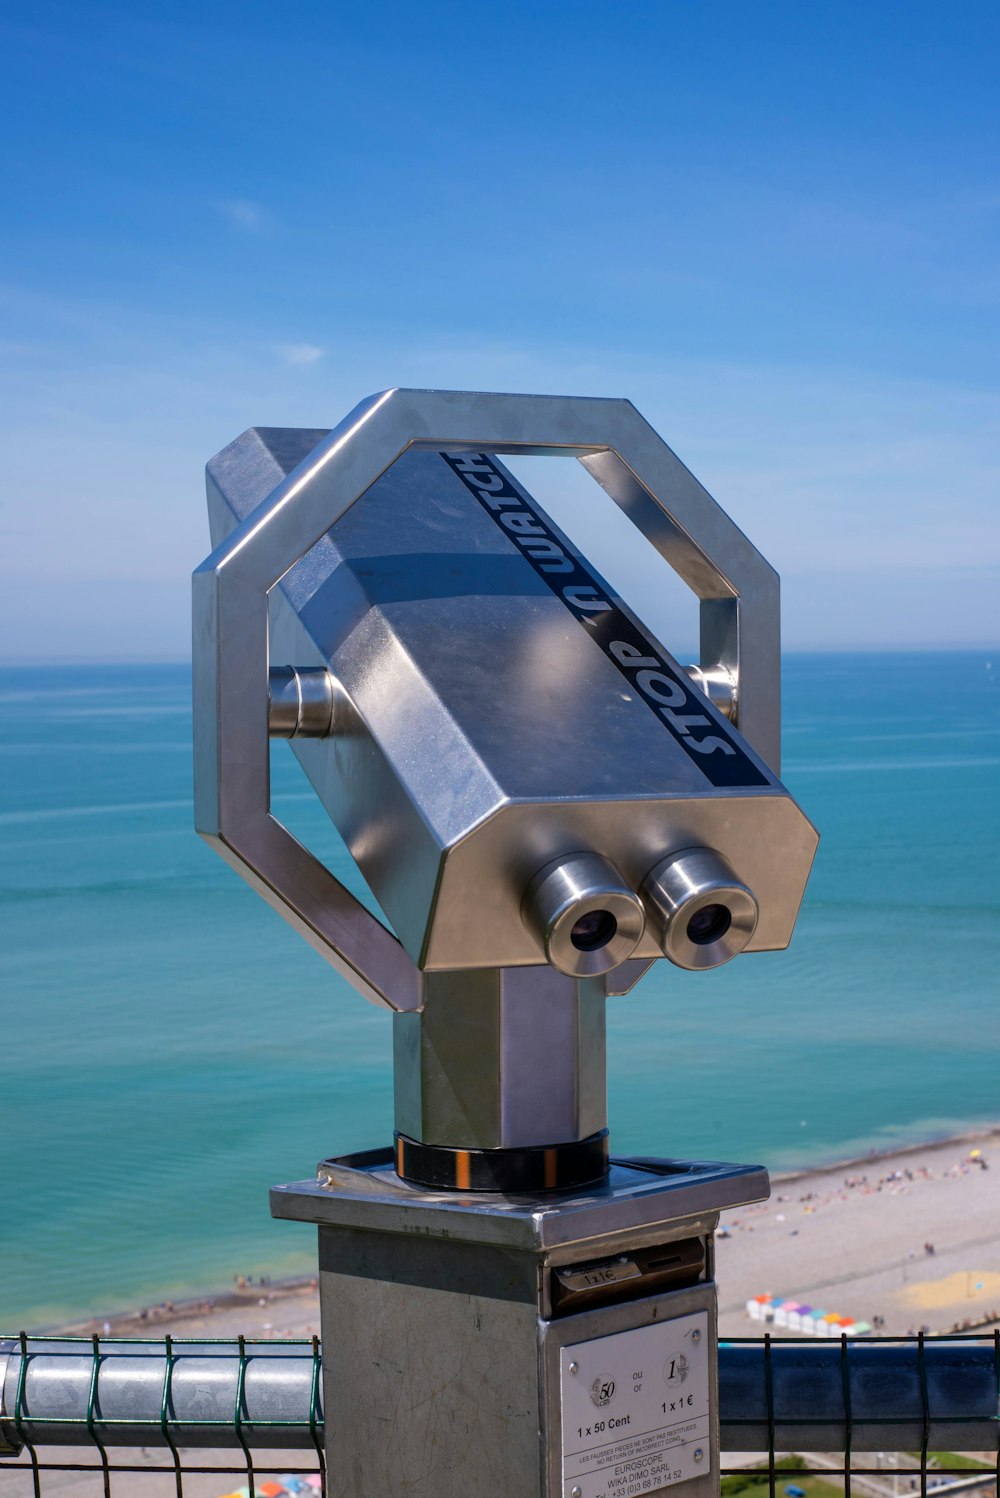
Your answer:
394;1129;610;1193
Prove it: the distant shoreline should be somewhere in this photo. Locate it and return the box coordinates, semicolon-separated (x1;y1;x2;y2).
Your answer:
768;1121;1000;1187
13;1120;997;1339
45;1273;320;1338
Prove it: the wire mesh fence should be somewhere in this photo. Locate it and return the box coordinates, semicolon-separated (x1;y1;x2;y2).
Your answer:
719;1332;1000;1498
0;1330;997;1498
0;1332;325;1498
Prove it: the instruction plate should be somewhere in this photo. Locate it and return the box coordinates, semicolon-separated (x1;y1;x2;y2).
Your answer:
560;1311;709;1498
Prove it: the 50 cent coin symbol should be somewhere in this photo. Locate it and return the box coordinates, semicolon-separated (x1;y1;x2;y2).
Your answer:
590;1376;615;1408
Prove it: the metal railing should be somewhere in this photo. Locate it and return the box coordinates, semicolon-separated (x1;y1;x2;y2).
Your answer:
721;1333;1000;1498
1;1332;998;1497
0;1333;326;1498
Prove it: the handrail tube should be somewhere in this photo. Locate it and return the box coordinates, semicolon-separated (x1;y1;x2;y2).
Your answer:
1;1338;997;1456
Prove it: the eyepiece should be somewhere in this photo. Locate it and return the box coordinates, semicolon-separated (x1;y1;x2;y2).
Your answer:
686;901;732;947
570;909;619;952
641;848;758;970
522;853;644;977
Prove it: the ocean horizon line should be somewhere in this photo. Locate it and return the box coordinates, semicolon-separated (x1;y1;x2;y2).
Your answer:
1;642;998;670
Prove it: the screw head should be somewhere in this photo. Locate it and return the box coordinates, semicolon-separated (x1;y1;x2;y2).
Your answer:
694;1448;705;1463
571;1489;582;1498
692;1329;702;1343
569;1360;579;1375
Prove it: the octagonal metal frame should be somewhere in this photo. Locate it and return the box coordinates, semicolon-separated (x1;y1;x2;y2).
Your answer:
192;388;780;1011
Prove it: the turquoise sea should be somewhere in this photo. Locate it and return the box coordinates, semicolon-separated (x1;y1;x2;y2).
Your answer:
1;653;998;1328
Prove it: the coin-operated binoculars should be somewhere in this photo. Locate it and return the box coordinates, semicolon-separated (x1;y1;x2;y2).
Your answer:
193;390;817;1498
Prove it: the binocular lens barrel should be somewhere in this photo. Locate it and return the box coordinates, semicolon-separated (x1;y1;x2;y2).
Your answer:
523;848;758;976
642;848;758;970
522;854;645;978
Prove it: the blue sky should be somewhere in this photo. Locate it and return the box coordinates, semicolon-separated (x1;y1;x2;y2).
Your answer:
2;0;998;659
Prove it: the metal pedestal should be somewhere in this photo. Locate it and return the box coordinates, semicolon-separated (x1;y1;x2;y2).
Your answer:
272;1152;768;1498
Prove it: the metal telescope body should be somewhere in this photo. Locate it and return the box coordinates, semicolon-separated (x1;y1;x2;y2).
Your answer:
193;389;817;1498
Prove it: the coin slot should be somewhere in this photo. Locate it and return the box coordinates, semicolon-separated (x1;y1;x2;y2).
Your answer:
550;1236;706;1316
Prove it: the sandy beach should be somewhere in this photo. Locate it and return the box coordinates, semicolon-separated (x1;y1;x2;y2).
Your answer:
50;1126;1000;1345
715;1126;1000;1337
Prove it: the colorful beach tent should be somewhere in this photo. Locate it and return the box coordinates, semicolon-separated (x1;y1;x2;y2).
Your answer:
746;1294;870;1335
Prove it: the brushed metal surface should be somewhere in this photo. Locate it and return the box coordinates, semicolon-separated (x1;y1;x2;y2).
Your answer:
0;1341;322;1451
270;1154;770;1257
267;666;335;738
393;967;607;1149
195;402;817;992
291;1159;741;1498
521;854;645;978
316;1229;541;1498
642;848;759;970
194;390;817;1169
4;1338;996;1456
